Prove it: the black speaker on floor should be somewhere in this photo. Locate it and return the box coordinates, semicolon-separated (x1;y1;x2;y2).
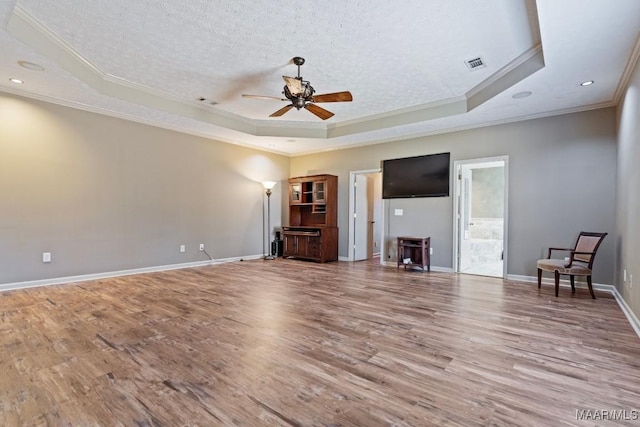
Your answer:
271;239;283;257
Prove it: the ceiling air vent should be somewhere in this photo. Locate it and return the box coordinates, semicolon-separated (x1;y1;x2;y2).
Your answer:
465;57;486;71
197;97;218;106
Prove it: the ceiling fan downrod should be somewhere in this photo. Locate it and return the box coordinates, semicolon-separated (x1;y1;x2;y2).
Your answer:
292;56;305;78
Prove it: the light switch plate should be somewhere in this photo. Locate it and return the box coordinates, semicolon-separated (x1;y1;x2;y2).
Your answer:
43;252;51;263
394;209;403;216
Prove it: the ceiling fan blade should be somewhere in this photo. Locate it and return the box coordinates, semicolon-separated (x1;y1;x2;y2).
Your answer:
283;76;303;95
305;103;334;120
312;91;353;103
242;94;287;101
269;104;294;117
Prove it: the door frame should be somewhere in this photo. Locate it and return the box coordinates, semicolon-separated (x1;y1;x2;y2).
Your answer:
348;168;382;262
458;165;474;272
452;156;509;278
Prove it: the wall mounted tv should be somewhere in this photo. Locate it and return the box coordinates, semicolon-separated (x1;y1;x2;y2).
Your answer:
382;152;450;199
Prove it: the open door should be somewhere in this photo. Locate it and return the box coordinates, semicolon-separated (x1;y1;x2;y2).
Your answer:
354;174;369;261
349;170;382;262
454;157;508;278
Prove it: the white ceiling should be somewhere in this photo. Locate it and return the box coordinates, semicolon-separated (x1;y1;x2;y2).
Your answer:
1;0;639;156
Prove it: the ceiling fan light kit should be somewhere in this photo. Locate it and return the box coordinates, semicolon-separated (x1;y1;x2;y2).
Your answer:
242;57;353;120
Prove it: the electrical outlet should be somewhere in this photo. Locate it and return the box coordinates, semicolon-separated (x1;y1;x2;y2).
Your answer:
42;252;51;263
199;244;205;251
180;245;185;253
429;247;433;255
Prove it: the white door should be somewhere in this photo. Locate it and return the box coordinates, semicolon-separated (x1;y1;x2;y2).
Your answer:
354;174;369;261
366;176;375;259
458;166;473;271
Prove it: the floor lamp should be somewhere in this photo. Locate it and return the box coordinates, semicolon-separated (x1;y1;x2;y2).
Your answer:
263;181;277;260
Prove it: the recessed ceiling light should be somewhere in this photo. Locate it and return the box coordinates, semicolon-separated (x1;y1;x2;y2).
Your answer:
512;91;532;99
17;60;44;71
9;78;24;84
580;80;594;86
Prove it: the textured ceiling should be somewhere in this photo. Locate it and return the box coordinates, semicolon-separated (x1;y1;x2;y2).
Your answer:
1;0;639;155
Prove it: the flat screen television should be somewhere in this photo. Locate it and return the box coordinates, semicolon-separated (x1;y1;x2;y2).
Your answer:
382;152;450;199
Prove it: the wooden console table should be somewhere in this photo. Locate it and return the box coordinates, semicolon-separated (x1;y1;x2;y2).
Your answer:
397;237;431;272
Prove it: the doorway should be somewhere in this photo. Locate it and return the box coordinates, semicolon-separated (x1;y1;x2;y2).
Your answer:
348;170;383;262
453;157;508;278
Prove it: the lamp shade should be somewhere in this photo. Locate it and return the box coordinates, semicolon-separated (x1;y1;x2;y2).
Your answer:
262;181;277;190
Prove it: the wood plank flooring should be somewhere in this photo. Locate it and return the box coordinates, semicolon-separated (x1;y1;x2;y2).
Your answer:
1;259;640;426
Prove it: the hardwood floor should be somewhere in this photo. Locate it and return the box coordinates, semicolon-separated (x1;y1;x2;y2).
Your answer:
1;259;639;426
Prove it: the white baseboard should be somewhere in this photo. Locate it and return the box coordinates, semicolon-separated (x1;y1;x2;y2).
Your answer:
0;254;264;293
506;273;611;290
338;254;382;262
508;274;640;339
612;289;640;339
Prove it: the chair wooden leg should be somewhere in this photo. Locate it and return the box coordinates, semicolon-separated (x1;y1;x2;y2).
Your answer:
554;270;560;297
537;269;542;289
587;275;596;299
570;275;575;293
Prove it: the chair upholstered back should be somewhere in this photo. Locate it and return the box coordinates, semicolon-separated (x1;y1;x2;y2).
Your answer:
537;231;607;299
574;232;607;266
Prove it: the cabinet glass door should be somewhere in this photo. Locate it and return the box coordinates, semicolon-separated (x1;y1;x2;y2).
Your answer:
291;183;301;203
313;181;326;203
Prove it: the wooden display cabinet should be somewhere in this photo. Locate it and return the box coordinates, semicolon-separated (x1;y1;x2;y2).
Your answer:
284;174;338;262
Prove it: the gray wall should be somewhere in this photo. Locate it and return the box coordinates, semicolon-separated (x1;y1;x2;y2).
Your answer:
291;108;617;284
0;92;290;284
616;54;640;318
0;91;622;294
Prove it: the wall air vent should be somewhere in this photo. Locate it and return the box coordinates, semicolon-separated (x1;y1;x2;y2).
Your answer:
465;57;486;71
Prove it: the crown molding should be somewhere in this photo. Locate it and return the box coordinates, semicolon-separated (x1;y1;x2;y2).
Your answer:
613;32;640;104
0;87;290;156
465;44;544;110
1;83;614;159
290;100;616;156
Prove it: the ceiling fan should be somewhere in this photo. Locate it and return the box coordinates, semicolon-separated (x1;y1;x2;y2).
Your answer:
242;57;353;120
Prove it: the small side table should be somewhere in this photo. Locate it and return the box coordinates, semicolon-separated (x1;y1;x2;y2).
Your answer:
397;237;431;272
